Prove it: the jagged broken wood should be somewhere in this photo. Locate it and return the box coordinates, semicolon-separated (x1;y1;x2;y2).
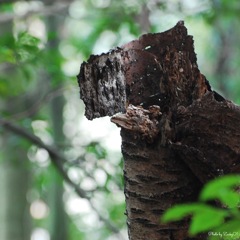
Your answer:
77;21;240;240
111;104;161;143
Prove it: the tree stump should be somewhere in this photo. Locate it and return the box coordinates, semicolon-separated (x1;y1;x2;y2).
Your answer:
77;21;240;240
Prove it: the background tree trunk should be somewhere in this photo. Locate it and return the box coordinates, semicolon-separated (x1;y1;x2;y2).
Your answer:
44;1;68;238
78;22;240;239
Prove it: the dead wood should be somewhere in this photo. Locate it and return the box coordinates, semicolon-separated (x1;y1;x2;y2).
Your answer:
77;21;240;240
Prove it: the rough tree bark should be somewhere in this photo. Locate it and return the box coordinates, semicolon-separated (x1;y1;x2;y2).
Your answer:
77;22;240;240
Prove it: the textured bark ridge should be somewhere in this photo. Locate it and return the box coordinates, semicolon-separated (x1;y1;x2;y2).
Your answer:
77;21;240;240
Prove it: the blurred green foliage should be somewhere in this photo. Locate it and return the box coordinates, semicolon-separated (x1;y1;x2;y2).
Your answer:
0;31;42;96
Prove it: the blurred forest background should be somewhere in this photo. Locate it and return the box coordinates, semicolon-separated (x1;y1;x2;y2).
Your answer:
0;0;240;240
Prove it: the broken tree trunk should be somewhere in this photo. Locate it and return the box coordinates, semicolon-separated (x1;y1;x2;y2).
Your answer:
77;21;240;240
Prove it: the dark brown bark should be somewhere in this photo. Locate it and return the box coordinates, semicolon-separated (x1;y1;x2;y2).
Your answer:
120;129;203;240
172;92;240;183
77;21;240;240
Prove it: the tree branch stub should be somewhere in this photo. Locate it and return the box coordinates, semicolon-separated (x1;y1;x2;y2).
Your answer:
77;21;240;240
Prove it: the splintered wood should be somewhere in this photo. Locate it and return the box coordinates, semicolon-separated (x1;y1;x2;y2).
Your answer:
111;104;161;143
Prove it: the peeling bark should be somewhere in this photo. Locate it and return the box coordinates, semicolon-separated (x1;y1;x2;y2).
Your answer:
77;21;240;240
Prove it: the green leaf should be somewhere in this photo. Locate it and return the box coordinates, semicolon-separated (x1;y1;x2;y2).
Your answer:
200;175;240;208
189;206;227;235
162;203;208;223
162;204;228;236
